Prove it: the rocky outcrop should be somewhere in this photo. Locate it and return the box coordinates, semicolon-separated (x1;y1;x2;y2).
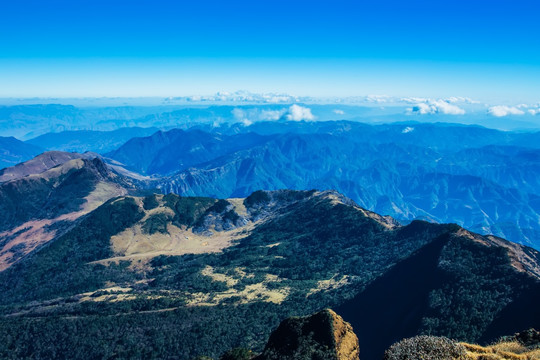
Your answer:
255;309;359;360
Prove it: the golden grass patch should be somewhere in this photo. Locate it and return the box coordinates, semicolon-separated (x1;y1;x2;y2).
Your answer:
461;340;540;360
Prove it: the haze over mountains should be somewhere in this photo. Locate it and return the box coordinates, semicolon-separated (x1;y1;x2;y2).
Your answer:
2;98;540;140
27;127;159;153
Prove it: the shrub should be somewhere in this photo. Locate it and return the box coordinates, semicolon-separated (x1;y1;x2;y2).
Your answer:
384;335;467;360
143;194;159;210
243;191;270;208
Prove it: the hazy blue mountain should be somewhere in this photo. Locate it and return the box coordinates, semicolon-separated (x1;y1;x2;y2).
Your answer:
26;127;159;153
107;128;271;175
3;103;540;140
148;133;539;248
228;120;540;150
114;123;540;249
437;146;540;193
0;136;43;170
0;104;173;139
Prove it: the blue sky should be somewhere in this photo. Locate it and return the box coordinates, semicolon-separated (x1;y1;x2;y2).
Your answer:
1;0;539;101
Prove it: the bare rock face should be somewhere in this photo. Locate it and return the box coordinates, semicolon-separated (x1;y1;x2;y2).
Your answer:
255;309;360;360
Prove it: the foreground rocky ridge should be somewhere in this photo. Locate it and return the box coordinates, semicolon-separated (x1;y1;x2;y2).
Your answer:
215;311;539;360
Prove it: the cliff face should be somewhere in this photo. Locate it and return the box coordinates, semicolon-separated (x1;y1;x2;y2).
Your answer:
256;309;359;360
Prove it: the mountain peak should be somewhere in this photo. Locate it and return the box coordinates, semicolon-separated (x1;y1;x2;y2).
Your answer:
454;228;540;280
0;152;132;270
0;150;94;182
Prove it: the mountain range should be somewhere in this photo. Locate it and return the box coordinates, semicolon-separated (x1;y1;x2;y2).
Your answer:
26;127;159;153
100;121;540;249
3;120;540;250
0;153;539;359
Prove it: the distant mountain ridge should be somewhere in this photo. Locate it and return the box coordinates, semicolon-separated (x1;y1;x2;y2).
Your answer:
104;122;540;249
106;128;271;175
0;136;43;170
6;120;540;248
26;127;159;153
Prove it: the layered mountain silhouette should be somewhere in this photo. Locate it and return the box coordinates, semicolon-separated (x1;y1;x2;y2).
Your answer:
100;122;540;249
26;127;159;153
0;136;43;169
0;152;538;359
106;129;271;175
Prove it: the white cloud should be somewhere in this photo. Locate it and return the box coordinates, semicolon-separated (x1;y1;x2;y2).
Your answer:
518;103;540;115
231;108;253;125
402;97;477;109
286;105;315;121
445;96;479;104
232;108;246;120
402;126;415;133
410;103;432;114
366;95;391;103
333;109;345;115
176;91;306;104
488;106;525;117
232;107;287;124
435;101;466;115
260;109;285;120
402;97;429;104
408;99;465;115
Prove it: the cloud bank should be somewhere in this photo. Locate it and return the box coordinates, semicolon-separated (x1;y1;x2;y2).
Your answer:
231;104;315;124
488;106;525;117
286;104;315;121
408;99;466;115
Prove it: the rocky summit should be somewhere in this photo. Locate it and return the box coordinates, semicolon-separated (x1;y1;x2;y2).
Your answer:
256;309;359;360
